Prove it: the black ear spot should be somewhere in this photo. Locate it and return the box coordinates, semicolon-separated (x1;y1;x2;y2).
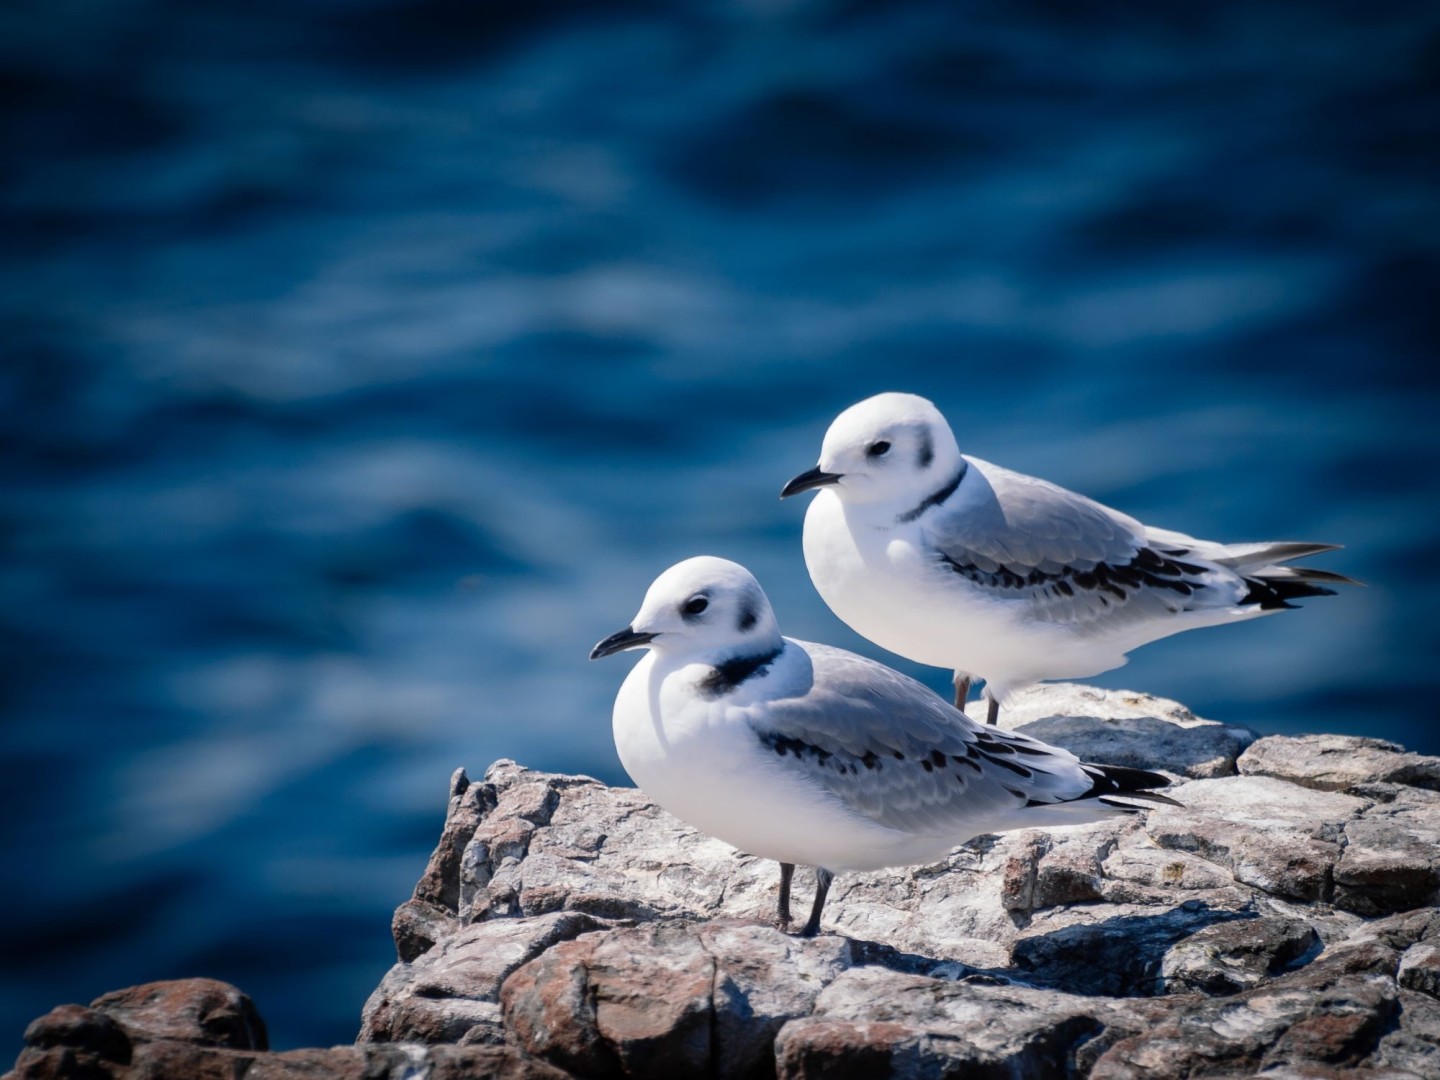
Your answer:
917;430;933;469
737;601;758;632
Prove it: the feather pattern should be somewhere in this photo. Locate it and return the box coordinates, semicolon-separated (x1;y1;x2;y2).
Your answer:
745;640;1171;835
919;456;1351;629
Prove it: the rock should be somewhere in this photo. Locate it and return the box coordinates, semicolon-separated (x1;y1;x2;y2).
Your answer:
1159;915;1320;994
88;979;267;1051
359;911;610;1045
1399;944;1440;997
774;966;1169;1078
1333;788;1440;916
1091;942;1404;1077
993;683;1257;778
1347;906;1440;951
1143;775;1367;903
501;921;851;1079
414;768;494;912
16;1006;133;1080
20;1006;132;1063
1011;901;1238;997
1239;734;1440;793
5;979;561;1080
10;981;270;1080
1002;831;1110;912
1378;989;1440;1076
391;897;458;964
9;684;1440;1079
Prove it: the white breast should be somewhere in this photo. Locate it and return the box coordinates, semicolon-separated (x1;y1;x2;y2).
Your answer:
801;492;1008;668
800;491;1133;695
610;648;942;871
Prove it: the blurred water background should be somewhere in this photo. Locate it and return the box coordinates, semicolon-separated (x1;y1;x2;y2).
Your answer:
3;0;1438;1053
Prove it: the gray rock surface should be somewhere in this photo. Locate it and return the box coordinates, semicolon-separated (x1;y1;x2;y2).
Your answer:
1239;732;1440;793
988;683;1259;778
9;684;1440;1079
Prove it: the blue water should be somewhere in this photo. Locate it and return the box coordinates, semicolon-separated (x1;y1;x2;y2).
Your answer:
3;0;1438;1054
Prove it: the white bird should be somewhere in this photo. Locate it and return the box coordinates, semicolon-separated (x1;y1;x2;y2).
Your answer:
589;555;1177;936
781;392;1357;725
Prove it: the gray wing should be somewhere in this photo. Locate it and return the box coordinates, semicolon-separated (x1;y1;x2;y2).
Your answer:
745;641;1103;834
923;457;1234;625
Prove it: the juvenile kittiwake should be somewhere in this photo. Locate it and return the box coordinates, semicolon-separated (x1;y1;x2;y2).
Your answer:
589;555;1177;937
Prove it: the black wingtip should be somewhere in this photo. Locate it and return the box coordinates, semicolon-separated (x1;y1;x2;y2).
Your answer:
1085;762;1171;789
1099;790;1186;809
1241;577;1340;609
1078;762;1176;803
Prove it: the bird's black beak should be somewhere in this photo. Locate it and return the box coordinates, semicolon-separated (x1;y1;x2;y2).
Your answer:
780;467;843;499
589;626;658;660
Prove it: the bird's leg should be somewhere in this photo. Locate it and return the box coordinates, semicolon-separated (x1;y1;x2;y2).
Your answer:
985;692;1000;726
776;862;795;929
952;674;971;711
798;868;835;938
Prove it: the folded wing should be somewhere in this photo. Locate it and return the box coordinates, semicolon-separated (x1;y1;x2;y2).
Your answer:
745;641;1171;835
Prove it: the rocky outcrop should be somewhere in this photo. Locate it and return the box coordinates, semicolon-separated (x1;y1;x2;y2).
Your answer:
7;977;565;1080
9;685;1440;1079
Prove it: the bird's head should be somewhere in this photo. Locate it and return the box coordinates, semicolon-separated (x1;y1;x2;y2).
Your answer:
589;556;782;664
781;392;962;509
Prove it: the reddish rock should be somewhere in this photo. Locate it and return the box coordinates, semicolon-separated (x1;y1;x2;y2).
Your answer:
502;921;851;1080
8;1018;568;1080
502;923;717;1078
999;833;1049;912
424;1045;574;1080
10;1009;126;1080
360;911;608;1045
773;1019;908;1078
121;1042;253;1080
1032;835;1108;908
20;1006;131;1065
6;981;268;1080
89;979;266;1051
1261;1001;1397;1072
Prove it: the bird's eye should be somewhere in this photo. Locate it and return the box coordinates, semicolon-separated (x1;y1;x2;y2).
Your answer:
867;440;891;458
682;596;709;617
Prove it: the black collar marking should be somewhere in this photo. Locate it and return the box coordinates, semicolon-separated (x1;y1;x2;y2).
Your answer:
896;461;967;524
698;644;783;699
